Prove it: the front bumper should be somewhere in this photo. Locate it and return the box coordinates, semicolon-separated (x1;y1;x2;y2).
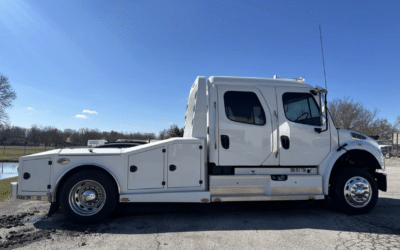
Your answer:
10;182;50;201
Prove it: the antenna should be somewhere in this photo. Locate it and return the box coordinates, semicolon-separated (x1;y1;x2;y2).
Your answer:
319;25;327;90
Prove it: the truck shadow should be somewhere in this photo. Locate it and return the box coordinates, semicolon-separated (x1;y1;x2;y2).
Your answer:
34;197;400;236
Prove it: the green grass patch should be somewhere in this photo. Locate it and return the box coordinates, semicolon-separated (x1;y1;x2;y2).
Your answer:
0;148;51;161
0;176;18;202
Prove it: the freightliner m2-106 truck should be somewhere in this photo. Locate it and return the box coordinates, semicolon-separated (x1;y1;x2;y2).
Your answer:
11;76;387;223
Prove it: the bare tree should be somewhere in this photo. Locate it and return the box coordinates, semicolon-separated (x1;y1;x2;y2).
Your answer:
394;116;400;132
7;126;26;145
63;129;75;138
329;97;399;139
0;123;10;144
353;108;379;135
328;97;363;130
41;126;61;146
369;118;397;140
27;124;43;146
107;130;119;142
62;129;76;145
0;75;17;124
158;129;168;140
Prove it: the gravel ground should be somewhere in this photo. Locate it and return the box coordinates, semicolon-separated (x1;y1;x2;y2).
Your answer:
0;158;399;250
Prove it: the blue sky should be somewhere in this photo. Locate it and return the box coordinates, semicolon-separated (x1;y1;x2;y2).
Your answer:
0;0;399;134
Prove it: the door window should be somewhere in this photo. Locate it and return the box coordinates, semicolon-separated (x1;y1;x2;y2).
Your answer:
282;93;321;126
224;91;266;125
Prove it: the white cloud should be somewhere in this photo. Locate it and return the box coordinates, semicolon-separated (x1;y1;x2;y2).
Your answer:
75;114;88;119
83;110;98;114
27;107;33;110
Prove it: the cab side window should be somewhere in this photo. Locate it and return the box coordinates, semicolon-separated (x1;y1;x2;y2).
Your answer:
224;91;266;125
282;93;321;126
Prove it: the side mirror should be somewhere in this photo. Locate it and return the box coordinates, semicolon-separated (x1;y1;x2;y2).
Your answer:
321;114;326;125
320;92;326;124
315;90;328;133
320;93;326;112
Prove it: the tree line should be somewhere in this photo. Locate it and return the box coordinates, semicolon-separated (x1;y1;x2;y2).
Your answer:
328;97;399;140
0;124;184;146
1;95;398;147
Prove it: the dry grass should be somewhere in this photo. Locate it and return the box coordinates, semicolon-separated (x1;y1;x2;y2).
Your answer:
0;176;18;202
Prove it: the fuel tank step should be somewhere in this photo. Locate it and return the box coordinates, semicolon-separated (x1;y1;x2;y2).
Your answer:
210;175;323;196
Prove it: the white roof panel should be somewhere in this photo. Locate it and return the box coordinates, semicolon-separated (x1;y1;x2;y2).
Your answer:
208;76;313;88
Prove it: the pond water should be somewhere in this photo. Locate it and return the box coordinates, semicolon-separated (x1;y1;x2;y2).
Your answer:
0;163;18;180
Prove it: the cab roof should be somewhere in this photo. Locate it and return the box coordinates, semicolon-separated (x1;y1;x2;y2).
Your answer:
207;76;314;88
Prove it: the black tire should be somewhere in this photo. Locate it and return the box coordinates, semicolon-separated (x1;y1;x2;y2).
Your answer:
330;167;378;214
59;170;118;224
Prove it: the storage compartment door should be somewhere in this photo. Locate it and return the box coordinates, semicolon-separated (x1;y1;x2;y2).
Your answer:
167;144;201;188
21;158;51;192
127;147;165;190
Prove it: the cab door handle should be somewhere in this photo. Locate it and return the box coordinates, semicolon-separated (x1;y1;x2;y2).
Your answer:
221;135;230;149
281;136;290;150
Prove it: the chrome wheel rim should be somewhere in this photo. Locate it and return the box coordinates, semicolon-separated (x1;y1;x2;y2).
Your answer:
344;176;372;208
68;180;106;216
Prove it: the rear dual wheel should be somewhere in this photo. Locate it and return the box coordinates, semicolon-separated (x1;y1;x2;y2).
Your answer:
330;167;378;214
59;170;118;223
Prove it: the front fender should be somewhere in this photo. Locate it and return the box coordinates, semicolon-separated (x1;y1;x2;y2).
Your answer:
320;140;384;195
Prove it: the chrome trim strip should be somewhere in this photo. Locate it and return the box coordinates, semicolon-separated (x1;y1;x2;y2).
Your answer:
214;101;217;150
274;110;279;158
211;187;265;195
212;194;325;202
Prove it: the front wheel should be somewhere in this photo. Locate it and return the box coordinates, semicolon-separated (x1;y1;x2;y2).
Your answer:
330;167;378;214
59;170;118;223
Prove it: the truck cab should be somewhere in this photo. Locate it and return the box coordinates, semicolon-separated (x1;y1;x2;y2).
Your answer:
11;75;387;223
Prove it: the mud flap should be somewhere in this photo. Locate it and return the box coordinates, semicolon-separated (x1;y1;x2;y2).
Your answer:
47;202;60;216
374;172;387;192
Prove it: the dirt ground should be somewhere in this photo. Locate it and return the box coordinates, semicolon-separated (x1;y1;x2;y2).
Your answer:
0;158;399;250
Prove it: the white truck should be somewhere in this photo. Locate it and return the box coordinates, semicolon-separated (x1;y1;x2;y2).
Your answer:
11;76;387;223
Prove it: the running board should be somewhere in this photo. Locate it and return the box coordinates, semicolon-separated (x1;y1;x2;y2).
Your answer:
211;194;325;202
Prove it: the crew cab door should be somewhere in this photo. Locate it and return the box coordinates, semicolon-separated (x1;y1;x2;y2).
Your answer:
276;87;330;166
217;85;273;166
